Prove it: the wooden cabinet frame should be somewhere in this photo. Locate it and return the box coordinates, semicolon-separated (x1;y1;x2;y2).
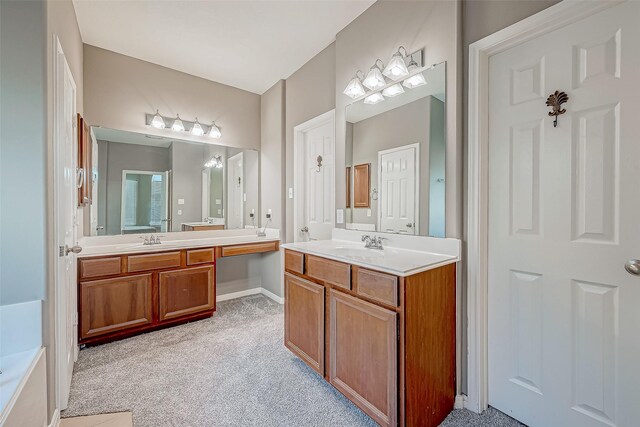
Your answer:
77;113;92;207
283;249;456;427
353;163;371;208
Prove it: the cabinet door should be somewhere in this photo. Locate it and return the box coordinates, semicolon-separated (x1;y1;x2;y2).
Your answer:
284;273;324;375
158;266;215;321
80;274;153;340
329;289;397;427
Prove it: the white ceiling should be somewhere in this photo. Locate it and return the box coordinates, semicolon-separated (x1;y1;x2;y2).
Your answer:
72;0;374;94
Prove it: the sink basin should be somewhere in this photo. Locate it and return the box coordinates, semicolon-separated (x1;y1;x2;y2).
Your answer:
331;246;385;259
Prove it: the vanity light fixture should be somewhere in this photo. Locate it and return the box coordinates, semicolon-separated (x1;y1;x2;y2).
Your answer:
383;47;409;79
171;114;185;132
382;83;405;97
362;60;386;90
150;110;166;129
364;92;385;105
343;71;366;99
190;118;204;136
208;122;222;139
402;57;427;88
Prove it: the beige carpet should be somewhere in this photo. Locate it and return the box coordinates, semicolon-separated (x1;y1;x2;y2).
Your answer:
63;295;523;426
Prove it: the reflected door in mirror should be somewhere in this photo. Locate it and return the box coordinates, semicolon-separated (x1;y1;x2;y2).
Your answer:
379;144;418;234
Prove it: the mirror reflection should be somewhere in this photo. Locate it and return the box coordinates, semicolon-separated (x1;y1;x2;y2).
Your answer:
91;127;259;235
345;62;446;237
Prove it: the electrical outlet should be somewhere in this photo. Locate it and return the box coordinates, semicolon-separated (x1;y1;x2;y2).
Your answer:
288;188;293;199
336;209;344;224
178;209;183;215
367;209;372;217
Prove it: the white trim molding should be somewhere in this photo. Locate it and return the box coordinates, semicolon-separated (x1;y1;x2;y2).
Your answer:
466;0;623;414
216;287;284;305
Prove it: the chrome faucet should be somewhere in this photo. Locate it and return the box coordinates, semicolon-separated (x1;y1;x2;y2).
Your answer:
141;234;163;245
361;234;384;250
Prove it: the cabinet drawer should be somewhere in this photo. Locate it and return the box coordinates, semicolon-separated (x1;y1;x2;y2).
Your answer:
219;241;278;257
187;248;215;265
356;268;398;307
80;274;153;340
79;257;121;279
127;251;181;273
306;255;351;290
159;266;215;321
284;250;304;274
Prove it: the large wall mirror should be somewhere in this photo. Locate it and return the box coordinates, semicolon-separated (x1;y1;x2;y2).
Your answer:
345;61;446;237
89;127;259;236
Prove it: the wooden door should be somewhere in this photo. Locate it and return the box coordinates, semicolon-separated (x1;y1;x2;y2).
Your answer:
284;273;325;375
159;266;215;321
80;274;153;340
488;3;640;426
329;289;397;427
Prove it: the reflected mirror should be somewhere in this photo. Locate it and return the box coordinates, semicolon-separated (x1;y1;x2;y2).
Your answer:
345;61;446;237
89;127;259;235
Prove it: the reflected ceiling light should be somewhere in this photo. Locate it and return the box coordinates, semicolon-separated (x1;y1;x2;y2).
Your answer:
209;122;222;139
190;117;204;136
343;71;366;99
362;60;386;90
150;110;166;129
364;92;384;105
382;83;405;97
205;155;223;169
383;47;409;79
171;114;185;132
403;57;427;88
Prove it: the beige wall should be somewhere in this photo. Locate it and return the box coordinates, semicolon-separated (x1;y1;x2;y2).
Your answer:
284;43;336;242
83;45;261;151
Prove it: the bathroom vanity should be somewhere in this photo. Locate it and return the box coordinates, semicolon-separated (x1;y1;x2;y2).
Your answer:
77;231;279;346
282;233;459;427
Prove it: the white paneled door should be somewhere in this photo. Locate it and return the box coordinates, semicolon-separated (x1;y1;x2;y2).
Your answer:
54;38;78;410
227;152;244;229
378;144;418;234
488;2;640;427
294;110;335;242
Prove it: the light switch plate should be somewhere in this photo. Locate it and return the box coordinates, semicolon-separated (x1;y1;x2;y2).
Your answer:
216;199;221;205
336;209;344;224
243;193;247;202
288;188;293;199
367;209;372;217
178;199;185;205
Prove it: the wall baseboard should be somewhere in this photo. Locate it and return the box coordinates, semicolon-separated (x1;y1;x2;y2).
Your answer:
260;288;284;304
48;409;61;427
454;394;467;409
216;288;262;302
216;287;284;304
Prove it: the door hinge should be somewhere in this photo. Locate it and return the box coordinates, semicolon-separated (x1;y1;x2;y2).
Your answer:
397;321;400;341
73;312;78;326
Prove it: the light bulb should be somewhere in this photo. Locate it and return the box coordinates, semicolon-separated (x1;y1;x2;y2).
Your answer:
150;110;165;129
209;122;221;138
382;83;405;97
362;66;386;90
190;118;204;136
364;92;384;105
403;72;427;88
343;76;366;99
383;50;409;79
171;114;185;132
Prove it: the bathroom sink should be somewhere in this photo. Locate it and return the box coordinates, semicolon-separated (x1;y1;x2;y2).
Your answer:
331;246;385;260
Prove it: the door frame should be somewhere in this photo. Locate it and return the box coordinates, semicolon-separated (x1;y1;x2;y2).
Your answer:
466;0;623;414
377;142;420;235
52;35;78;411
293;109;336;242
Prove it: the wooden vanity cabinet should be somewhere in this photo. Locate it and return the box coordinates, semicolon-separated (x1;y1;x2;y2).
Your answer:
78;248;217;345
284;249;456;427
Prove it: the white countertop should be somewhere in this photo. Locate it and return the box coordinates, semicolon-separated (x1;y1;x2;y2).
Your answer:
282;236;459;277
78;229;280;258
